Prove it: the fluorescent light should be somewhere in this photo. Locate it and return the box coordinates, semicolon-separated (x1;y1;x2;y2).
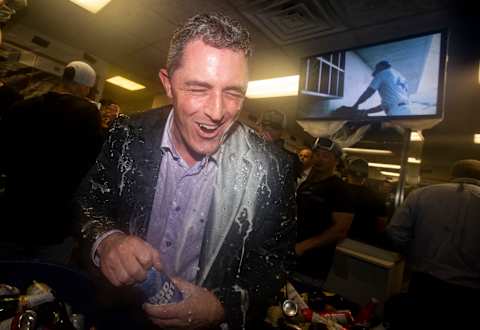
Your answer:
410;131;424;142
380;171;400;177
408;157;422;164
368;162;401;169
474;134;480;144
69;0;111;14
246;75;299;98
343;147;393;156
106;76;146;91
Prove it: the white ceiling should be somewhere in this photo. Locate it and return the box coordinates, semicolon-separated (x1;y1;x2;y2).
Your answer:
6;0;449;96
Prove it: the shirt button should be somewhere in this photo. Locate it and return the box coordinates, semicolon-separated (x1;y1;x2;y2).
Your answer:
175;206;181;212
200;219;205;223
165;241;172;247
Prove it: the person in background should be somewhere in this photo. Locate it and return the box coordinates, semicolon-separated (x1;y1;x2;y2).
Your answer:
345;157;387;245
258;109;302;180
75;13;296;330
352;60;411;116
99;98;121;131
0;73;29;118
385;159;480;328
0;60;103;264
295;137;353;284
297;146;313;188
258;109;287;147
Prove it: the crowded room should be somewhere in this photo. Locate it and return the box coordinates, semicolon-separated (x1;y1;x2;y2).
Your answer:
0;0;479;329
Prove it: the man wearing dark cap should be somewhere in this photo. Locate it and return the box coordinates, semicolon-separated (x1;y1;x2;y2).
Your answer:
0;60;103;262
352;60;411;116
385;159;480;328
345;158;386;245
295;137;354;283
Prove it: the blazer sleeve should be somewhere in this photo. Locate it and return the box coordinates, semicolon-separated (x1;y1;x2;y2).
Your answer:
74;118;132;250
215;149;297;329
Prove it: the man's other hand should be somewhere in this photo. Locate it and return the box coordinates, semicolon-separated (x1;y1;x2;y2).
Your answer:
143;277;225;329
97;233;162;286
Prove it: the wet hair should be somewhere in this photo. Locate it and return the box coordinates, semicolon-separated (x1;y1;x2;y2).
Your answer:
166;12;252;76
451;159;480;180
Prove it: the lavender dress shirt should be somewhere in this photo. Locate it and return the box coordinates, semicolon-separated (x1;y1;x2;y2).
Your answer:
146;112;217;282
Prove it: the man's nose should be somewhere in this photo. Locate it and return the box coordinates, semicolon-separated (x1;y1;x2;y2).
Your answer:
205;92;225;122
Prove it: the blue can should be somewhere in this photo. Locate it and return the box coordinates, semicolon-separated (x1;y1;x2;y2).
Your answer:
136;268;183;304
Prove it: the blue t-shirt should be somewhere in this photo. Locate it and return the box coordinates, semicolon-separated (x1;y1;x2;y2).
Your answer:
369;68;409;110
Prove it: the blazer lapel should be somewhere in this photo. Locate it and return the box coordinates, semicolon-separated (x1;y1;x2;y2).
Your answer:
129;107;170;238
197;124;255;285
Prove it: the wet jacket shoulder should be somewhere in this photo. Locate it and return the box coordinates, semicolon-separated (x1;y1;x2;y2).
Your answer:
75;106;169;245
200;125;297;329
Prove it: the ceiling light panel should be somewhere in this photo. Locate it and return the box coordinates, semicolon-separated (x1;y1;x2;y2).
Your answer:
106;76;146;91
246;75;299;98
69;0;112;14
343;148;393;155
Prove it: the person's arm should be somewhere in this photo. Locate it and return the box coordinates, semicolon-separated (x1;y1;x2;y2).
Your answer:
385;191;418;253
295;212;353;256
353;87;376;109
74;119;127;247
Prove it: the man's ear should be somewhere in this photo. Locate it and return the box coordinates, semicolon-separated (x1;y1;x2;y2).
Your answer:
159;69;173;98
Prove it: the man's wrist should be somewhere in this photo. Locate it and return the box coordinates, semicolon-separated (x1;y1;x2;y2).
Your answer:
91;230;125;266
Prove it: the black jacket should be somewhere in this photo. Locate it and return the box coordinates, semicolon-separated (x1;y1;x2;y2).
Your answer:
0;91;102;244
75;106;296;329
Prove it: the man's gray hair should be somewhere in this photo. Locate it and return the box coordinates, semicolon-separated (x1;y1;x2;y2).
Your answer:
166;12;252;76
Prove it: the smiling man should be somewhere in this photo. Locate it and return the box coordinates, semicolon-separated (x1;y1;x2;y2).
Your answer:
76;13;296;330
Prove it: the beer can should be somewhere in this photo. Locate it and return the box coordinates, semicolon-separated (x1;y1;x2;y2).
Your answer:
136;268;183;304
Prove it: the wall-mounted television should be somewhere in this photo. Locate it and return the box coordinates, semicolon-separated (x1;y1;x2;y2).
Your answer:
297;31;448;121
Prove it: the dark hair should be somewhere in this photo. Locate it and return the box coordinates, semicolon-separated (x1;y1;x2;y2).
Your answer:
100;99;117;107
166;12;252;76
62;66;76;83
451;159;480;180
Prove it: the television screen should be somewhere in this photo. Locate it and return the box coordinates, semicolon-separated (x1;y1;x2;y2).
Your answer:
297;31;447;121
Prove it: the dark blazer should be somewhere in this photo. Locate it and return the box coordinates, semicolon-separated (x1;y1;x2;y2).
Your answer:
76;106;296;329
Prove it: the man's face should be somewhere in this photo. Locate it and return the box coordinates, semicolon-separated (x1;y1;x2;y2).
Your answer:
159;39;248;164
312;148;337;173
100;104;120;129
298;149;313;166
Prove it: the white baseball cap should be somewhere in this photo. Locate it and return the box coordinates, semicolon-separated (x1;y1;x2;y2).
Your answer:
64;61;96;88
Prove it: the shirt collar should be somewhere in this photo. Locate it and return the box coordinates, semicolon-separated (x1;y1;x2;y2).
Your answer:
161;109;219;166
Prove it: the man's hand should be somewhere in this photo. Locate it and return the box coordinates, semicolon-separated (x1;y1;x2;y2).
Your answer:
97;233;162;286
295;241;308;257
143;277;225;329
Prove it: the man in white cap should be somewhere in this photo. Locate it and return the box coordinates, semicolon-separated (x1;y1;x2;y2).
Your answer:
58;60;97;98
0;60;103;263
